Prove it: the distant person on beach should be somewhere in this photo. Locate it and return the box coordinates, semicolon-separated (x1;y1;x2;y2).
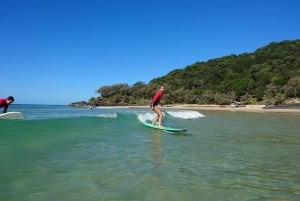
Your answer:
0;96;15;113
150;86;164;127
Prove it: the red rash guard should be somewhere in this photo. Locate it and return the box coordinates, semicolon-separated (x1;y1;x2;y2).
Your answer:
151;90;162;106
0;99;8;107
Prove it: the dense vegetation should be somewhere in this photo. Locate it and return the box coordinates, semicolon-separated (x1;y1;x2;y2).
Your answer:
71;39;300;106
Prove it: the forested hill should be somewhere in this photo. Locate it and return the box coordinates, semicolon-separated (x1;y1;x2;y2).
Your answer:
71;39;300;106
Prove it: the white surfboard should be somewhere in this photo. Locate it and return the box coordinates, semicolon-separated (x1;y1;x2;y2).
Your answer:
0;112;25;120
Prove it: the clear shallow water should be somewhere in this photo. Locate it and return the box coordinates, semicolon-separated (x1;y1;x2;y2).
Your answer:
0;105;299;201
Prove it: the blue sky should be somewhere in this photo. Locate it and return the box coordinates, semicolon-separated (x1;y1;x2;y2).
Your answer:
1;0;299;104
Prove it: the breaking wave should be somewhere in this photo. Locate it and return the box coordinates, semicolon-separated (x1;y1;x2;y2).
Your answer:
166;110;205;119
137;110;204;123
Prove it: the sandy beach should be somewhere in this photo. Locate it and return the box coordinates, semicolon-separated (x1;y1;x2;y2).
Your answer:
130;104;300;114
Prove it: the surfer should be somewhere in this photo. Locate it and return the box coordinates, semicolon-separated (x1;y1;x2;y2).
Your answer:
0;96;15;113
150;86;164;127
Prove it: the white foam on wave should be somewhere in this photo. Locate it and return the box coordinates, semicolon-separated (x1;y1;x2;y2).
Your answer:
166;110;205;119
96;113;118;118
137;112;157;123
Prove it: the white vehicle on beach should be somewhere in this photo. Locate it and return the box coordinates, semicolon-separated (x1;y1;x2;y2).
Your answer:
230;101;245;107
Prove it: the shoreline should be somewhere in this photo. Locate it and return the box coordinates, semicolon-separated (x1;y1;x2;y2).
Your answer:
129;104;300;114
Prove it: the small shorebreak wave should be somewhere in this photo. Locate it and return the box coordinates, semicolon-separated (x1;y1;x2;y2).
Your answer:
21;107;204;123
96;113;118;118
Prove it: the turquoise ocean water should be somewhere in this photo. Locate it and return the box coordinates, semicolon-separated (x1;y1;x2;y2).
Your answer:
1;104;300;201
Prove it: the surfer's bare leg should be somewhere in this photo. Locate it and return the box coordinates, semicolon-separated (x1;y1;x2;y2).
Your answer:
152;106;163;127
152;116;158;125
158;115;162;127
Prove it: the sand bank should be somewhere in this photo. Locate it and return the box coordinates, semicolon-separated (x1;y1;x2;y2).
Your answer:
130;104;300;114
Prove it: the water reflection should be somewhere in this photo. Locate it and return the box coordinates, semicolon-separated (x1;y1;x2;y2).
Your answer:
151;131;162;170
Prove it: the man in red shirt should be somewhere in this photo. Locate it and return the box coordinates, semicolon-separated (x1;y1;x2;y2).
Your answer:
150;86;164;127
0;96;14;113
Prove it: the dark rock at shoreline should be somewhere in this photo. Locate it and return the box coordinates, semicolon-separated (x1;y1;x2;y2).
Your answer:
69;101;87;107
264;103;300;109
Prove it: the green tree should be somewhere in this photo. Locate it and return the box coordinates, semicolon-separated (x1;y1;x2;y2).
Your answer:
265;84;278;104
284;77;300;100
